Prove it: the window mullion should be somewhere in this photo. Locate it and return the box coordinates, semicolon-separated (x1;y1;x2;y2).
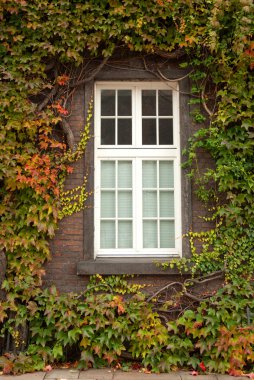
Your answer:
115;160;118;249
136;87;141;148
116;90;118;146
156;89;159;145
157;160;160;248
132;87;136;147
136;158;142;252
132;158;136;251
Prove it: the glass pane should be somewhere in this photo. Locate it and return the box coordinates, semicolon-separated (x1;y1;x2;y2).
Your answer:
143;191;157;217
101;191;115;218
118;191;132;218
101;161;115;188
101;221;115;248
159;161;174;188
118;221;132;248
159;119;173;145
142;90;156;116
160;191;174;217
142;119;156;145
159;90;173;116
101;90;115;116
160;221;175;248
118;119;132;145
101;119;115;145
143;161;157;188
118;90;132;116
143;221;157;248
118;161;132;188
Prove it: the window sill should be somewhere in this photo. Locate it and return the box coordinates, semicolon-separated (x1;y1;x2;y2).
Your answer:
77;258;183;275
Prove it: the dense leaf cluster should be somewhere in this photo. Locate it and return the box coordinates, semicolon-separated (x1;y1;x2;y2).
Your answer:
1;277;254;374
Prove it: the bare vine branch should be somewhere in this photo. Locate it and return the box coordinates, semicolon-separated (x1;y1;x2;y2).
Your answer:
69;56;110;88
154;47;186;59
44;60;56;72
146;281;185;303
37;84;59;112
201;84;213;117
147;270;224;305
61;118;75;150
156;66;194;82
184;270;224;286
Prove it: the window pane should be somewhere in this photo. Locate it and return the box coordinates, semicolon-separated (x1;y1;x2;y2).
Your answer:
101;191;115;218
143;221;157;248
101;119;115;145
159;119;173;145
160;191;174;217
118;119;132;145
118;221;132;248
118;191;132;218
98;85;178;254
160;221;175;248
101;161;115;188
159;161;174;188
142;118;156;145
142;90;156;116
101;221;115;248
143;161;157;188
143;191;157;217
101;90;115;116
118;161;132;188
159;90;173;116
118;90;132;116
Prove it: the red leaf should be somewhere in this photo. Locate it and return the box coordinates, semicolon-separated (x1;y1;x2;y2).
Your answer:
3;362;14;374
229;369;243;377
132;362;142;370
199;362;206;372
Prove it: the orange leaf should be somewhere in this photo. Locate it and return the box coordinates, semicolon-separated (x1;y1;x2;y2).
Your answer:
56;74;70;85
117;303;125;315
229;369;243;377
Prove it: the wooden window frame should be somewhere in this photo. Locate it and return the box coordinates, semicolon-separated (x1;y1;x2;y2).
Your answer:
77;71;192;275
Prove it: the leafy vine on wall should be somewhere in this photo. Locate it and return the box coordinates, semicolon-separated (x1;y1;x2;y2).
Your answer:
0;0;253;373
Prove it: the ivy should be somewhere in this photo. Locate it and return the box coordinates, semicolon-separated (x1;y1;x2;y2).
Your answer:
1;277;254;374
0;0;254;373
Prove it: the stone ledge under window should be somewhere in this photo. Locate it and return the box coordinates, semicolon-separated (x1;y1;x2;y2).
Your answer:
77;258;185;275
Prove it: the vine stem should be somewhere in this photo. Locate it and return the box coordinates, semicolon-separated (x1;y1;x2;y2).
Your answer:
69;56;110;88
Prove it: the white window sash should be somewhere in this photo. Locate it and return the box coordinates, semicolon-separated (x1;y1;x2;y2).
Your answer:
94;82;182;258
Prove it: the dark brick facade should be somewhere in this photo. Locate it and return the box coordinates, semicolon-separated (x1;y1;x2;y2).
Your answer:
41;55;216;293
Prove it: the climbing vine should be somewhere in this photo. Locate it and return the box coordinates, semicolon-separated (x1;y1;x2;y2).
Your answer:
0;0;253;373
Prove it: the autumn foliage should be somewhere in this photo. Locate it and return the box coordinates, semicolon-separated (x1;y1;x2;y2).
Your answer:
0;0;253;374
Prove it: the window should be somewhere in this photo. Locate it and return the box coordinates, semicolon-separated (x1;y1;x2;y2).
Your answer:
94;82;182;258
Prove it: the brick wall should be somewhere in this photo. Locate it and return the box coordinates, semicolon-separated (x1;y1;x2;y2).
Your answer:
44;86;89;293
41;60;216;294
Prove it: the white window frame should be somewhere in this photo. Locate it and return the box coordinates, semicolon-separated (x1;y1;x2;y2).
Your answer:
94;82;182;258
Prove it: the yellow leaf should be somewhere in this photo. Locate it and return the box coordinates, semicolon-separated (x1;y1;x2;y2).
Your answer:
80;337;90;348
